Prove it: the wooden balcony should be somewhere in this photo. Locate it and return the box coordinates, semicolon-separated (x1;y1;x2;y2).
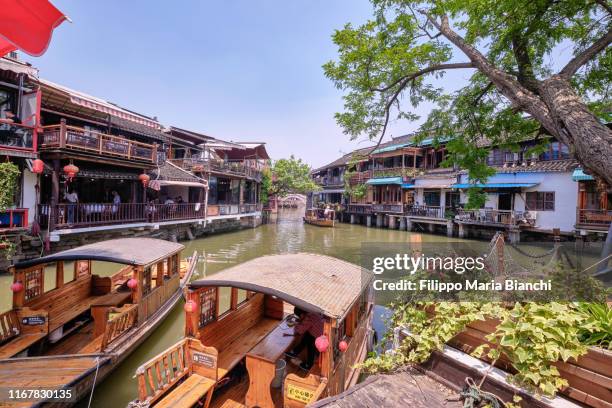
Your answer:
576;208;612;231
168;158;263;181
38;202;262;231
348;170;371;185
455;208;530;227
406;205;446;219
372;203;405;214
39;123;157;164
0;122;35;152
371;167;417;179
346;204;373;214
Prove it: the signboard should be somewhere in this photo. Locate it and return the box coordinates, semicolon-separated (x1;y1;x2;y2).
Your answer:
192;352;216;368
286;383;314;404
21;316;46;326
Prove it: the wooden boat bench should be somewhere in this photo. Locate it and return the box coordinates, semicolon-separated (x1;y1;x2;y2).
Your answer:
155;374;215;408
0;332;46;359
0;310;47;359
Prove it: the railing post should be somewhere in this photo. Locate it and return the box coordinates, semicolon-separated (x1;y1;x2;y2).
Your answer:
59;119;67;148
152;143;158;163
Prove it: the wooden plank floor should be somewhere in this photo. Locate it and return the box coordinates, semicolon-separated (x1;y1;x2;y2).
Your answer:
44;322;95;356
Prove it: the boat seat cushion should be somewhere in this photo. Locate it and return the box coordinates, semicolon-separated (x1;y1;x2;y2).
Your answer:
0;333;46;359
155;374;215;408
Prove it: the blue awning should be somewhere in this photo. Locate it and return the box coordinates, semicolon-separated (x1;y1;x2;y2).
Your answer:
366;177;403;185
372;143;410;154
402;183;415;189
452;183;538;189
572;168;594;182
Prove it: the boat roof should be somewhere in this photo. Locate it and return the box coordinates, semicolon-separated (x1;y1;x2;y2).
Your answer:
14;238;184;269
189;253;372;319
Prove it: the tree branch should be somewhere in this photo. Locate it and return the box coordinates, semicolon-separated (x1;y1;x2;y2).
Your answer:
370;62;474;92
559;27;612;78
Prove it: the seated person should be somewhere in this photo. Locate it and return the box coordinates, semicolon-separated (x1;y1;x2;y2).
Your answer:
285;307;324;371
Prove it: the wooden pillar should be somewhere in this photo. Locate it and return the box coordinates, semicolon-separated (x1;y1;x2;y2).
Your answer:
320;319;334;378
239;180;245;205
56;261;64;289
133;266;143;304
413;149;417;168
11;267;25;308
185;289;200;337
50;159;61;231
156;261;164;287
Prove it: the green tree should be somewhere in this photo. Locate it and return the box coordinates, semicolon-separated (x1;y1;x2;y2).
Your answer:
271;155;320;196
324;0;612;186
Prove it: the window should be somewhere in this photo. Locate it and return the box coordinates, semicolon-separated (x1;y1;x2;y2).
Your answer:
424;191;441;206
199;288;217;327
539;142;570;161
526;192;555;211
218;287;232;316
24;268;43;301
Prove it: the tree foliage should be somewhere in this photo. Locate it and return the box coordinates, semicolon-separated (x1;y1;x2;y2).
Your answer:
270;155;320;196
0;162;20;211
324;0;612;185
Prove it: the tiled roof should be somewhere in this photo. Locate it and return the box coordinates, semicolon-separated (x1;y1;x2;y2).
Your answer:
150;161;205;182
493;159;578;173
312;146;374;173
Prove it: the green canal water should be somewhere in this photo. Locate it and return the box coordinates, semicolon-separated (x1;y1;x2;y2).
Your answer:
0;208;602;407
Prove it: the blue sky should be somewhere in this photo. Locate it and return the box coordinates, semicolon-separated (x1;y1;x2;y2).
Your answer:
24;0;471;167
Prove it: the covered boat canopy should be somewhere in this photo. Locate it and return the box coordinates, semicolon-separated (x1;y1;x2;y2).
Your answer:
189;253;371;319
15;238;184;269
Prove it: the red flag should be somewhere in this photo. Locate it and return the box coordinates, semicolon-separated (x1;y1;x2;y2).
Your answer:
0;0;68;57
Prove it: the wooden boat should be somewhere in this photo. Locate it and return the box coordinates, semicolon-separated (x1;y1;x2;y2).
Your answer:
0;238;198;407
303;209;335;227
131;253;375;408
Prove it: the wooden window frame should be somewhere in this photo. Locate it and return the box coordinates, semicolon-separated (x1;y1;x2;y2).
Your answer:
526;191;555;211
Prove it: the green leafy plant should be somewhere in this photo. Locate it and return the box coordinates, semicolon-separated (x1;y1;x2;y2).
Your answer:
575;302;612;350
260;167;272;205
0;162;20;211
0;236;16;260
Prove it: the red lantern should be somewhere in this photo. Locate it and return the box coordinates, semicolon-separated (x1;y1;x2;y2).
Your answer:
10;281;23;293
32;159;44;174
184;300;196;313
63;163;79;181
139;173;150;187
315;335;329;353
338;340;348;352
127;278;138;290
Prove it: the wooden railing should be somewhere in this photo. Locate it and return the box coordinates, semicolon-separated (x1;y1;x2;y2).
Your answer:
146;203;206;222
100;304;138;350
168;158;264;181
206;203;262;217
406;205;445;219
348;170;372;185
372;203;404;213
135;338;190;404
576;208;612;229
0;310;19;344
372;167;417;179
137;273;180;324
38;203;147;229
0;122;35;150
40;123;156;163
346;204;372;214
455;209;527;226
0;208;28;230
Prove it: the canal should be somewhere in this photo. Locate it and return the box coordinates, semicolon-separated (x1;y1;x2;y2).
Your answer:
0;208;601;407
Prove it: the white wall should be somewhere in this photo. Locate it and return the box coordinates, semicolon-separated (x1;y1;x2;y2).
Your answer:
22;169;37;223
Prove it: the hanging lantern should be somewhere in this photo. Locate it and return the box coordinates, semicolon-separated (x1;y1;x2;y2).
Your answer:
315;335;329;353
184;300;196;313
32;159;44;174
127;278;138;290
63;163;79;181
139;173;150;187
10;281;23;293
338;340;348;352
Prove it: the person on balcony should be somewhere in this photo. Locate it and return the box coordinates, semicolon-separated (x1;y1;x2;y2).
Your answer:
111;191;121;214
64;189;78;224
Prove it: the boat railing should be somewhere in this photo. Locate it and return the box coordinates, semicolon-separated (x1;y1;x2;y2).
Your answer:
137;273;180;325
0;310;19;343
135;338;191;404
100;304;138;351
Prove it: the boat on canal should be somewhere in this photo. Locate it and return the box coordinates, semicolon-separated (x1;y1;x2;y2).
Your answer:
0;238;197;407
131;253;375;408
303;209;335;227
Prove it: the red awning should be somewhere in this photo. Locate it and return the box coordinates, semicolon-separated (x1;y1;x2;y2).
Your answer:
0;0;68;57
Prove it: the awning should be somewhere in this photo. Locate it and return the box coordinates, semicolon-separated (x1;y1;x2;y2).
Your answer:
320;189;345;194
0;0;68;57
372;143;410;155
366;177;403;185
401;184;415;189
452;183;538;189
572;168;594;182
414;178;455;189
149;180;207;191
